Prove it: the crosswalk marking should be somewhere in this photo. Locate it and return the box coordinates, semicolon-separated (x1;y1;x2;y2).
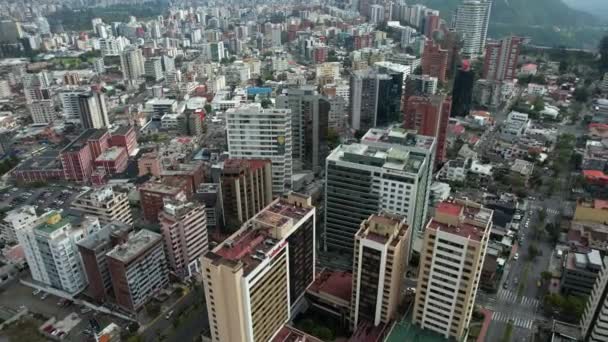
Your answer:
529;205;560;215
491;312;534;330
496;289;540;309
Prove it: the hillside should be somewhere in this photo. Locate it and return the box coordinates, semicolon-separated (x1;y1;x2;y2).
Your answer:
412;0;605;48
563;0;608;21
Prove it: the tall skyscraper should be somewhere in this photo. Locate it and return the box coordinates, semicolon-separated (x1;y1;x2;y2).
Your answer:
220;159;273;230
350;214;411;329
454;0;492;58
582;256;608;341
349;69;403;132
483;36;523;81
202;193;315;342
78;92;110;129
451;61;475;117
226;104;293;195
324;127;435;253
15;211;101;295
403;94;452;164
422;40;449;83
158;200;208;279
370;5;385;24
276;87;330;173
144;57;164;81
414;198;492;340
120;47;145;82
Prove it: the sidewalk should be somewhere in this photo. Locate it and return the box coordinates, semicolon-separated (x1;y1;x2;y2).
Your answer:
476;308;493;342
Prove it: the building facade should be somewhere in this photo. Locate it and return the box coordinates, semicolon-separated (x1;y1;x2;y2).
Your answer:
483;36;523;81
454;0;492;58
71;186;133;225
582;255;608;341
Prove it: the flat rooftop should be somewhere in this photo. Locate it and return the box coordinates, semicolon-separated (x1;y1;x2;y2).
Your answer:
61;129;108;153
431;200;493;242
35;212;72;235
306;269;352;303
96;146;125;161
111;125;133;135
139;181;183;195
271;325;323;342
15;151;62;171
361;127;435;151
211;197;313;275
106;229;161;264
76;223;131;250
328;143;427;175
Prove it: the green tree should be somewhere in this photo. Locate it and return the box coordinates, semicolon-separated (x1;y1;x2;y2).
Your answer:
528;244;539;260
541;271;552;281
311;326;334;341
261;98;272;108
145;302;161;317
533;97;545;112
573;87;590;103
299;319;314;333
126;335;144;342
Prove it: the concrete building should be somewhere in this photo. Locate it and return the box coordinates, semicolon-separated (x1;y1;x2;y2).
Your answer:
414;198;492;340
61;91;109;129
350;214;411;329
276;87;330;173
120;47;145;82
500;111;530;142
421;40;448;83
573;199;608;225
144;57;164;81
403;94;452;164
28;100;55;125
561;249;604;296
71;186;133;226
0;206;39;244
16;212;101;295
139;180;189;222
483;36;523;81
581;255;608;341
220;159;273;230
76;223;131;302
405;75;438;97
226;104;293;195
324;127;435;253
370;5;385;24
202;193;315;342
158;200;208;279
454;0;492;58
106;229;170;311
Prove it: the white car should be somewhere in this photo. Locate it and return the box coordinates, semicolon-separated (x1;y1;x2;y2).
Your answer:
514;253;519;260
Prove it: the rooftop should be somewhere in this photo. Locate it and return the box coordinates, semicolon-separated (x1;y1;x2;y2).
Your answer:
96;146;126;161
35;212;72;235
431;199;493;242
15;151;62;171
306;269;352;303
111;125;134;136
357;214;409;246
361;127;435;151
139;180;184;195
271;325;323;342
61;129;108;153
106;229;162;264
328;143;427;175
76;222;131;250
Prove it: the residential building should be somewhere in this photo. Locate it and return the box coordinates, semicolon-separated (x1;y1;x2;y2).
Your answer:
403;94;452;164
349;69;404;132
421;40;448;83
370;5;385;24
414;198;492;340
483;36;523;81
220;159;273;230
451;61;475;117
139;180;189;222
581;255;608;341
454;0;492;58
574;199;608;225
0;205;39;244
120;47;145;82
405;75;438;98
325;127;435;253
202;193;316;342
196;183;224;230
28;100;55;125
71;186;133;226
61;91;109;129
226;104;293;195
109;125;138;156
276;87;330;173
144;57;163;81
500;111;530;142
350;214;411;329
76;223;131;302
158;200;208;279
106;229;170;311
16;212;102;295
561;249;604;296
60;129;109;182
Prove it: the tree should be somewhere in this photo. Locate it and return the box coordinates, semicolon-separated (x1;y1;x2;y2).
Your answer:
311;326;334;341
541;271;552;281
528;244;539;260
327;128;340;149
539;208;547;223
600;35;608;72
573;87;590;103
260;98;272;108
533;97;545;112
126;335;144;342
299;319;314;332
145;302;161;317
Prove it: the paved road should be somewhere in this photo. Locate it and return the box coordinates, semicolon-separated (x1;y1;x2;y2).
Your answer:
141;289;209;342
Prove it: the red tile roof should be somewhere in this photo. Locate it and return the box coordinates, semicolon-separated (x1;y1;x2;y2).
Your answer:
307;269;352;303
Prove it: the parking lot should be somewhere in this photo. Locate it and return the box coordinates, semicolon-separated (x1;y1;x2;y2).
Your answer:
0;184;82;212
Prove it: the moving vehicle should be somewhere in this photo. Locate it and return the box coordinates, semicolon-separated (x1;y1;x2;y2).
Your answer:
514;253;519;260
165;310;174;319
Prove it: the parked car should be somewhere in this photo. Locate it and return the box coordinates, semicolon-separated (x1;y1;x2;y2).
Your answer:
514;253;519;260
165;310;174;319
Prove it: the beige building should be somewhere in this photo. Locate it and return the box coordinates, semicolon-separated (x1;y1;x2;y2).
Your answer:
202;193;316;342
71;186;133;225
158;200;208;279
414;198;492;340
574;199;608;225
350;214;411;329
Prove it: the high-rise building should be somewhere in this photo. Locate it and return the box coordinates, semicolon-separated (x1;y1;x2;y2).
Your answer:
350;214;411;329
16;211;101;295
451;61;475;117
403;94;452;164
139;180;189;222
324;127;435;253
106;229;170;311
0;79;11;99
421;40;449;83
370;5;385;24
483;36;523;81
582;255;608;341
226;104;293;195
76;223;131;302
144;57;164;81
28;100;55;125
414;198;492;340
120;47;145;82
405;75;439;97
202;193;316;342
71;186;133;225
454;0;492;58
158;200;208;279
276;87;330;173
0;20;23;42
220;158;273;230
60;90;109;128
349;69;403;132
0;206;39;244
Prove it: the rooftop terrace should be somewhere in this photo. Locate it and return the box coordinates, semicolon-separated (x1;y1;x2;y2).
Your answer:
106;229;161;263
431;199;493;242
361;127;435;151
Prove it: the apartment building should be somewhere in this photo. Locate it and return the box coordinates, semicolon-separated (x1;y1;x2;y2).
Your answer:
581;255;608;341
324;127;435;253
106;229;170;311
15;211;101;295
350;214;411;329
71;186;133;225
202;193;315;342
220;158;273;230
414;198;492;340
158;200;208;278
